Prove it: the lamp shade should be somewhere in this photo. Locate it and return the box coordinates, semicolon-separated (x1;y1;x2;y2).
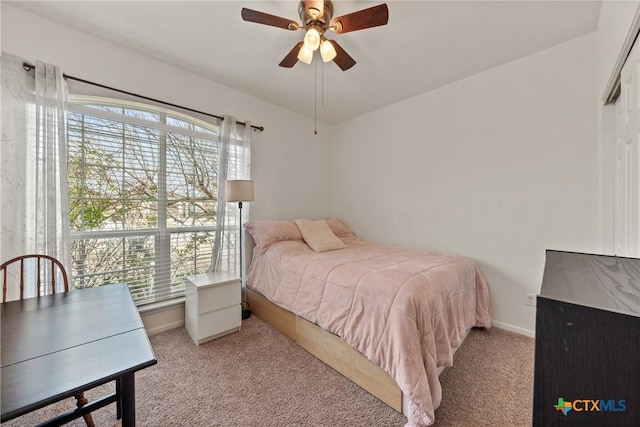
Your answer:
320;40;337;62
226;180;254;202
303;28;321;51
297;45;314;64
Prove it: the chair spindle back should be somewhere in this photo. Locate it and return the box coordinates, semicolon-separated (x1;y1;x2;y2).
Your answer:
1;254;69;302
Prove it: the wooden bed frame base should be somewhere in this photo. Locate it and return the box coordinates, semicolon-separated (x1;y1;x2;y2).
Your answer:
246;287;403;413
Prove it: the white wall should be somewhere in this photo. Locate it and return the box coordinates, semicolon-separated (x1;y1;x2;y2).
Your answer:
0;3;333;222
331;34;600;335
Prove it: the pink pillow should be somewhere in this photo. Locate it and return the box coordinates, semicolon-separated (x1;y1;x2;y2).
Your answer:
325;218;356;238
245;221;303;249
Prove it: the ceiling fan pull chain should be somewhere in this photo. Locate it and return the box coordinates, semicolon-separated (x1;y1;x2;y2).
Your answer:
314;54;318;135
322;59;325;108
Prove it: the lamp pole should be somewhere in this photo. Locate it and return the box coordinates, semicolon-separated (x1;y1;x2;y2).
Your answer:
238;200;250;319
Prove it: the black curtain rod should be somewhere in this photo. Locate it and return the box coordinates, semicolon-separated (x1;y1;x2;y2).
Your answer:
23;62;264;132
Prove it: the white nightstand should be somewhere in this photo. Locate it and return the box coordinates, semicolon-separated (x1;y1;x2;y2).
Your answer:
185;271;241;345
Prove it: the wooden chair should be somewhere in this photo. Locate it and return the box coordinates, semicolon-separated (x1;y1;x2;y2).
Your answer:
1;254;95;427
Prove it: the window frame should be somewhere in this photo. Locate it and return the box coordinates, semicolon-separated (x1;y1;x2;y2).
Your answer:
67;95;228;305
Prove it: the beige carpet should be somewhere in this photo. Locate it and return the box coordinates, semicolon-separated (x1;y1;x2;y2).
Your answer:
2;317;534;426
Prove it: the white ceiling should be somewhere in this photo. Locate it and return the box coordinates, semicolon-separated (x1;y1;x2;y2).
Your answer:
10;1;601;124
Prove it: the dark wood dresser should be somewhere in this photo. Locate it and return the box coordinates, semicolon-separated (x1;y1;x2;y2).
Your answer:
533;250;639;426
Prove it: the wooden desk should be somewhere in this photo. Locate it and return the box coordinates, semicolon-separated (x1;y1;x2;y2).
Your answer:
533;250;640;426
1;283;157;426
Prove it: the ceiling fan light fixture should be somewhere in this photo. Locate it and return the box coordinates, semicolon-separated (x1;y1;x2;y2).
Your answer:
297;45;314;64
320;39;337;62
303;27;321;51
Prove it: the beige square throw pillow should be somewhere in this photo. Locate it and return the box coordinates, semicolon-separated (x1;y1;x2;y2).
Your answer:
295;219;346;253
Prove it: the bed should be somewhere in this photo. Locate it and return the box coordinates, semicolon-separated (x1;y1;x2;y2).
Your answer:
244;219;492;427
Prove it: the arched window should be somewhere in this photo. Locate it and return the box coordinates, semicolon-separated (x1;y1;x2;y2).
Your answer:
67;96;241;304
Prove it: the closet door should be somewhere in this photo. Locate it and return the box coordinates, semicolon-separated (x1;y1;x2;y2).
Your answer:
616;38;640;257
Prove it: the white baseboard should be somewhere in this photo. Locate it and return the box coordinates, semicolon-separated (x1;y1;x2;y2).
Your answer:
145;318;185;336
140;299;185;336
491;320;535;338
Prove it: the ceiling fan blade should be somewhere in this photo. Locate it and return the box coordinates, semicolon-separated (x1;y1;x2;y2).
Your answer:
279;42;305;68
331;4;389;34
329;40;356;71
241;8;299;30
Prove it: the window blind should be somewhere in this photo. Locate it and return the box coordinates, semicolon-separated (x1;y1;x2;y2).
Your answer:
67;98;238;305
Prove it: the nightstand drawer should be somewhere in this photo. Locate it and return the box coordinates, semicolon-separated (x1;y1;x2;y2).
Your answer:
198;305;241;339
197;282;241;314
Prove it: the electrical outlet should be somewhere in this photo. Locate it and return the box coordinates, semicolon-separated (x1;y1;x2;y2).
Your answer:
526;293;537;307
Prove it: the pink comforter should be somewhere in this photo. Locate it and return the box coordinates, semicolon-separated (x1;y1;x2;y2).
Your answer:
247;237;492;426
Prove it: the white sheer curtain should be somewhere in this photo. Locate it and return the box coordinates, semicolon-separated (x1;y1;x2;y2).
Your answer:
0;52;70;298
209;115;252;274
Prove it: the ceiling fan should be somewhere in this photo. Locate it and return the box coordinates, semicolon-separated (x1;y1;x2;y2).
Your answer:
241;0;389;71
